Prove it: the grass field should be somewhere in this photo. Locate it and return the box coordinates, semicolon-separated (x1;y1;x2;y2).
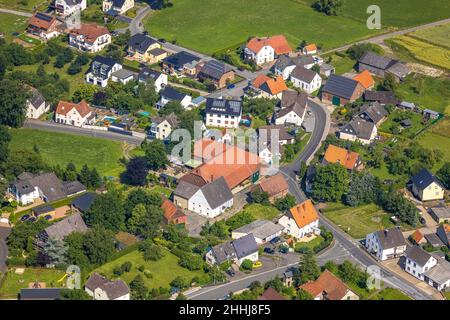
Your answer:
9;128;125;177
371;288;411;300
379;110;427;138
418;131;450;166
145;0;379;54
409;23;450;49
322;203;395;239
150;185;173;197
326;53;357;75
239;204;282;221
0;13;28;42
0;0;49;12
295;235;324;251
93;248;206;290
0;267;65;299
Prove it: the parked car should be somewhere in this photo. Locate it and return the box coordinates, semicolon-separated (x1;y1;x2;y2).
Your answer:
264;247;275;254
20;214;30;222
158;38;166;43
252;261;263;268
420;217;426;225
226;269;235;277
270;237;281;245
227;84;235;89
44;215;52;221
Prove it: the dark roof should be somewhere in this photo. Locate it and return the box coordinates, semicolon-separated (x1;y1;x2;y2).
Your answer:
109;0;126;8
199;60;233;81
12;172;67;202
411;169;444;190
128;33;157;52
27;87;45;109
85;273;108;292
100;279;129;299
205;98;242;117
430;207;450;220
174;180;200;199
258;125;295;142
32;204;54;216
290;66;318;83
148;47;167;56
258;287;286;300
90;56;119;78
211;241;236;264
364;91;399;106
161;86;189;101
71;192;97;213
62;181;86;196
374;227;406;250
162;51;200;69
322;74;360;100
138;67;163;82
357;102;388;124
20;288;61;300
425;233;445;247
232;233;258;259
359;52;397;70
405;245;432;266
273;55;315;71
42;212;88;241
200;177;233;210
341;119;375;140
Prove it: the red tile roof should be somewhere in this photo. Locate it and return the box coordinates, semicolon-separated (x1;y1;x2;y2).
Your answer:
253;75;288;95
300;270;354;300
161;197;186;223
323;144;361;170
304;44;317;53
411;230;424;244
258;173;289;197
56;100;92;118
246;35;292;55
289;199;319;228
69;23;110;43
258;287;286;300
353;70;375;89
193;138;232;162
28;13;58;31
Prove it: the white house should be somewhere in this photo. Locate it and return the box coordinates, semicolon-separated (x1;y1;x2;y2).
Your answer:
69;23;111;53
274;91;308;126
290;66;322;94
149;112;179;140
206;233;259;266
365;227;407;261
188;177;233;218
55;100;94;127
232;220;284;244
156;86;192;110
411;169;445;202
86;56;122;87
205;97;243;129
339;119;377;145
244;35;291;65
102;0;134;15
85;273;130;300
273;55;315;80
302;44;318;56
111;68;137;85
246;75;288;100
404;246;437;281
26;87;49;119
258;143;281;166
278;199;320;239
54;0;87;17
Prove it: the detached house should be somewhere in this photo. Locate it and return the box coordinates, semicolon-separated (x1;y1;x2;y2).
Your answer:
161;197;187;225
27;12;62;40
339;119;377;145
205;98;242;129
302;44;318;56
404;246;437;281
69;23;111;53
247;75;288;99
254;173;289;203
323;144;363;171
102;0;134;15
355;102;388;126
206;233;259;266
290;66;322;94
232;220;284;245
364;91;399;107
411;169;445;202
149;112;179;140
358;52;410;81
85;273;130;300
300;270;359;300
86;56;122;87
26;87;49;119
162;51;201;77
437;224;450;247
244;35;292;65
54;0;87;17
278;199;320;239
273;55;315;80
273;91;308;126
127;33;167;64
365;227;407;261
197;60;235;89
138;67;167;92
321;74;365;106
157;86;192;109
55;100;94;127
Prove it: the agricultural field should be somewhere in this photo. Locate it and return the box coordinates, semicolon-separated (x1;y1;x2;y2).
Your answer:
409;23;450;49
9;128;126;177
0;13;28;42
93;248;206;290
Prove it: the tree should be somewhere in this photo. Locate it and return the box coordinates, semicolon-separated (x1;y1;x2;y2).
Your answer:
242;98;276;119
200;220;229;239
379;191;419;226
63;162;78;181
275;194;296;211
298;251;320;284
225;211;255;230
0;79;29;127
130;275;148;300
311;64;321;74
78;164;91;187
61;289;91;300
0;125;11;165
82;225;116;264
158;100;184;117
43;238;68;265
240;259;253;271
127;203;163;238
144;140;168;170
88;168;102;189
298;161;307;180
121;157;149;186
138;240;164;261
437;162;450;189
3;149;47;181
179;252;204;271
312;163;349;202
346;43;384;60
0;55;6;80
64;232;90;269
250;188;270;204
85;192;125;232
345;173;379;207
124;188;162;219
72;84;98;103
313;0;343;16
380;73;397;91
170;276;190;290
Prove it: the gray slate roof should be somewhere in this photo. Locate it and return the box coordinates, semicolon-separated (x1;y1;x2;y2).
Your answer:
232;233;258;259
162;50;200;69
100;279;129;299
274;54;315;72
424;233;445;247
374;227;406;250
359;52;397;70
322;74;360;100
71;192;97;213
174;180;200;199
128;33;158;52
424;260;450;285
85;272;108;292
430;207;450;220
138;67;163;82
405;245;432;266
211;241;236;264
411;169;444;191
200;177;233;210
276;90;307;119
364;91;398;106
20;288;61;300
233;220;284;241
258;125;295;142
111;68;137;80
42;212;88;241
199;60;233;80
357;102;388;124
161;86;189;101
290;66;318;83
12;172;69;202
341;119;375;140
27;87;45;109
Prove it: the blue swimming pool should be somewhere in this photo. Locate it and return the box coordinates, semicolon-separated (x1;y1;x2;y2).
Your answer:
103;116;117;123
138;111;150;117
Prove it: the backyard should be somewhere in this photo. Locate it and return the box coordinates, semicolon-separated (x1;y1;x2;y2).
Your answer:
0;13;28;42
238;204;282;221
93;248;206;290
0;0;49;12
9;128;126;178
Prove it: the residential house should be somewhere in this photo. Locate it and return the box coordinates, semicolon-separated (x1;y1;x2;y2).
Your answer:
423;109;440;120
161;197;187;225
273;91;308;126
111;68;137;84
302;44;318;55
161;51;201;77
26;87;49;119
404;246;437;281
54;0;87;17
278;199;320;239
193;138;232;163
205;97;242;129
197;60;235;89
244;35;292;65
290;67;322;94
352;70;375;90
85;273;130;300
364;91;399;106
173;180;201;211
71;192;97;215
425;233;445;248
429;207;450;224
323;144;363;171
232;220;284;244
149;112;179;140
246;75;288;99
437;224;450;247
138;67;168;92
410;230;426;245
300;270;359;300
319;63;335;78
156;86;192;109
127;33;167;64
321;74;365;106
423;258;450;292
358;52;410;81
69;23;111;53
86;56;122;87
27;12;62;40
411;168;445;202
273;54;315;80
339;119;377;145
365;227;407;261
258;287;287;300
55;100;95;127
102;0;134;15
9;172;86;205
257;124;294;164
206;233;258;266
355;102;388;126
253;173;289;203
32;205;55;218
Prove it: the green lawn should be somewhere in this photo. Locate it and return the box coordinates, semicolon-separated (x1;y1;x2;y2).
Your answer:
409;23;450;49
9;128;125;178
326;53;356;75
239;204;282;221
0;267;65;299
322;203;395;239
418;131;450;165
295;235;324;251
93;248;206;290
0;13;28;42
371;288;411;300
145;0;379;54
0;0;49;12
379;110;428;139
150;185;173;198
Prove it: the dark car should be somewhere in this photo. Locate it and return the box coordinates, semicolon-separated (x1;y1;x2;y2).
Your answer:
227;84;235;89
158;38;166;43
270;237;281;245
20;214;30;222
44;215;52;221
226;269;235;277
28;217;37;222
420;217;426;225
264;247;275;254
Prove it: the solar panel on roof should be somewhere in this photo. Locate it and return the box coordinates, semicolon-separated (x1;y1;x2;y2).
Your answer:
36;13;53;22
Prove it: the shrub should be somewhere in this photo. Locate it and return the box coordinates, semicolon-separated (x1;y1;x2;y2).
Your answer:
240;259;253;271
143;270;153;279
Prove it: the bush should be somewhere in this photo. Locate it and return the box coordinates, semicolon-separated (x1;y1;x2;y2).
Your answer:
113;265;124;276
121;261;132;273
240;259;253;271
138;241;164;261
143;270;153;279
178;253;204;271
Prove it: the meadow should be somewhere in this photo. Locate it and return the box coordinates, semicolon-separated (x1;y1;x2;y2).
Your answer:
409;23;450;49
0;13;28;42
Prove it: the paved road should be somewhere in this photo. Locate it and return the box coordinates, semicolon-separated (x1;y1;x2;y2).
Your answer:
0;8;32;17
0;227;11;273
24;119;144;145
